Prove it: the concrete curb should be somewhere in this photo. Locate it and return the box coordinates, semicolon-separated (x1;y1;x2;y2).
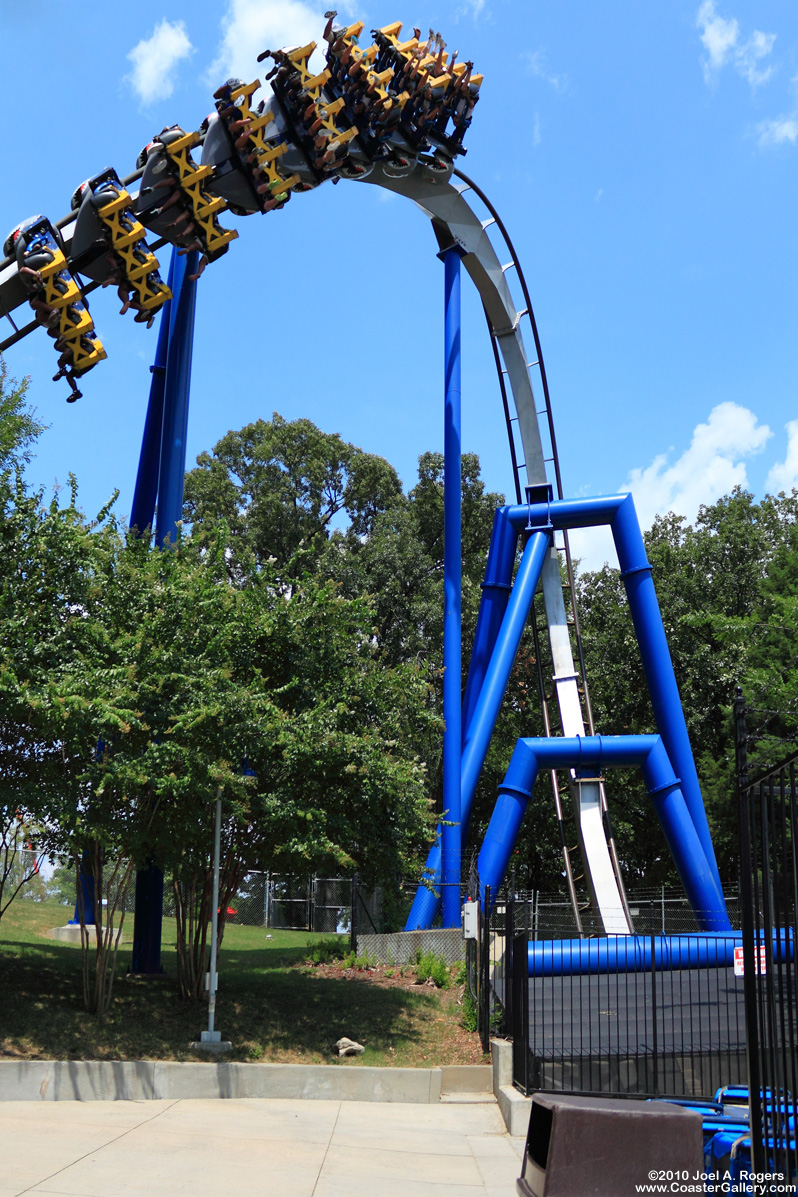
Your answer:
0;1060;492;1105
491;1038;532;1137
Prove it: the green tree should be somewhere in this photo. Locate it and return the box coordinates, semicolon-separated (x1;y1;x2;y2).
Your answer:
575;487;798;885
182;413;403;569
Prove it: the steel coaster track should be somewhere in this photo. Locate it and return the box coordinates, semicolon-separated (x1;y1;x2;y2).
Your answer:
450;167;632;934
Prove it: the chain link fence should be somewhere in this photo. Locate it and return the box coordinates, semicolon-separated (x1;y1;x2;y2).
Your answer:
4;851;741;943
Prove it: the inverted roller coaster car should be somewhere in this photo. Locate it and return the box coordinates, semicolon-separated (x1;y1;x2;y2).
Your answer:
202;78;302;213
70;169;171;326
136;126;237;278
3;216;105;401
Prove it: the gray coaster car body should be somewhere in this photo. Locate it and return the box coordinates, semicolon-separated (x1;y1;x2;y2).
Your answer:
135;128;200;248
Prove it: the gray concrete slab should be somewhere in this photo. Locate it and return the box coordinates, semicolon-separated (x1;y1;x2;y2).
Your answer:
0;1097;524;1197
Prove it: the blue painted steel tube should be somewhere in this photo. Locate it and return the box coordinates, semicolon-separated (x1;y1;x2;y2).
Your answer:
500;494;725;909
155;249;198;546
441;247;463;929
131;250;198;974
460;509;518;738
527;934;742;977
459;530;551;829
611;495;725;907
405;521;539;931
476;735;731;932
130;249;176;535
527;928;794;976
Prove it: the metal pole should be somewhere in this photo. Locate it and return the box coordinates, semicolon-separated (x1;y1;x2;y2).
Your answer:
441;246;462;929
203;787;223;1043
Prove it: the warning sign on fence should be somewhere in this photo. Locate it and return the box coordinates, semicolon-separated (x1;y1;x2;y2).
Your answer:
733;945;767;976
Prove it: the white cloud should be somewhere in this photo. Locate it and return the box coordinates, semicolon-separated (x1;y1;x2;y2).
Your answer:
207;0;329;84
571;402;772;572
696;1;776;88
697;0;739;73
757;114;798;146
524;49;567;92
460;0;487;16
766;421;798;493
127;20;193;105
627;402;771;529
736;28;777;86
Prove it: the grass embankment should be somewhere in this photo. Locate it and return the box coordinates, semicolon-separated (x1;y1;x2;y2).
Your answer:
0;901;486;1068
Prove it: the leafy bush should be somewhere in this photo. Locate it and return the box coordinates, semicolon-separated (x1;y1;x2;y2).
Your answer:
340;949;376;970
415;951;451;988
452;960;467;985
460;989;478;1032
308;937;348;965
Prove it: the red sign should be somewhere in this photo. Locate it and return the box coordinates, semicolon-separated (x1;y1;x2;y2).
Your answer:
734;945;767;976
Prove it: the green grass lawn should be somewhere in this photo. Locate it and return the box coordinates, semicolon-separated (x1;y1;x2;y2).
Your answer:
0;899;485;1068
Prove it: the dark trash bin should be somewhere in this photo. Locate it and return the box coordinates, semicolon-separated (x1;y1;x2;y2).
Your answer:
517;1092;703;1197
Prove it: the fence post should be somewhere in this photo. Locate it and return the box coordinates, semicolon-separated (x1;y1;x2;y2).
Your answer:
650;902;658;1095
350;873;358;952
505;888;514;1039
481;884;491;1053
735;687;765;1176
523;892;530;1094
661;884;665;935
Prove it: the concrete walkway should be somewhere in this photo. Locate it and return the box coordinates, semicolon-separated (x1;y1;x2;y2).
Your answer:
0;1097;525;1196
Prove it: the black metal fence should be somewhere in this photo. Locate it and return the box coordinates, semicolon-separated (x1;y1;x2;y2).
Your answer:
736;691;798;1185
484;892;747;1101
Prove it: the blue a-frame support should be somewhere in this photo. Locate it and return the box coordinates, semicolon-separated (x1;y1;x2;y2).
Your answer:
406;491;730;934
129;247;198;974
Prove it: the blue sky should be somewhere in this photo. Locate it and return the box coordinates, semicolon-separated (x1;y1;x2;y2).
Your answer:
0;0;796;568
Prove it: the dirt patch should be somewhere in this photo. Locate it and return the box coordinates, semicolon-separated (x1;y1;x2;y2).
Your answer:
299;961;486;1065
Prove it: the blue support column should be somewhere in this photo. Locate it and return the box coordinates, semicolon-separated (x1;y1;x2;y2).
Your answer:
441;248;463;929
156;249;198;546
130;249;198;974
405;510;519;930
130;252;175;535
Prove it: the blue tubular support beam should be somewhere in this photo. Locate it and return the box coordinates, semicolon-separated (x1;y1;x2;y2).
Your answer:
459;530;551;832
527;928;793;976
610;495;725;906
155;249;198;546
527;934;743;977
500;494;725;910
476;735;732;932
131;250;199;975
405;521;544;931
460;509;519;738
130;249;176;536
441;247;463;929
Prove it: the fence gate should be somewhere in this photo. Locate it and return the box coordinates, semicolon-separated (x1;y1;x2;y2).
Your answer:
736;691;798;1184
